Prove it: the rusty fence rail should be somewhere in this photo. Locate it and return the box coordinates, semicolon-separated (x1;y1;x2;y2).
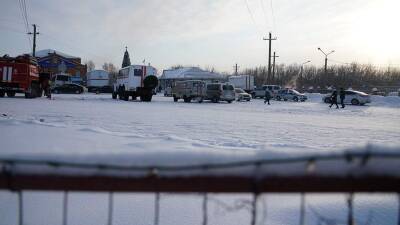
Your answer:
0;151;399;225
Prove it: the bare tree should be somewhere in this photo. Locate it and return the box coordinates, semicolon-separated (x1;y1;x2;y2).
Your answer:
86;60;95;72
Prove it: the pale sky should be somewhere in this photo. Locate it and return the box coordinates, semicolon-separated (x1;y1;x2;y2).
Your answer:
1;0;399;73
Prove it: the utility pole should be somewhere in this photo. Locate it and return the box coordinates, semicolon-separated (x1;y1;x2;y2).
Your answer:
317;47;334;77
271;51;279;82
233;63;239;75
263;32;277;84
28;24;39;57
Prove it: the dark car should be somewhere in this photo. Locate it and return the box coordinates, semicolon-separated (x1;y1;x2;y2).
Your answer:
52;83;86;94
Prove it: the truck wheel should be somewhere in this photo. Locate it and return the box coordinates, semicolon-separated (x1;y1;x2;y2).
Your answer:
198;97;203;103
25;84;35;98
184;97;191;103
6;91;15;97
140;94;152;102
112;92;117;99
227;100;232;103
123;93;129;101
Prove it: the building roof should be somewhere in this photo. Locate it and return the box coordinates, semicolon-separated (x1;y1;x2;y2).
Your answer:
160;67;224;80
33;49;78;59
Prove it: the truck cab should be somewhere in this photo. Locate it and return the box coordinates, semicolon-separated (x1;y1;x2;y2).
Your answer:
0;55;41;98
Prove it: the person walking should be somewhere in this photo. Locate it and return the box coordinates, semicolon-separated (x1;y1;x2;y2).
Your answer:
339;88;346;108
264;89;272;105
329;90;339;109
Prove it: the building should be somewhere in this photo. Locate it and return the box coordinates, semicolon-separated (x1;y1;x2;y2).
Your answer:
33;49;87;84
159;67;226;90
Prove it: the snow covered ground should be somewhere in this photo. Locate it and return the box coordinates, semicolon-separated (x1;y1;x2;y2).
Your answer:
0;93;399;225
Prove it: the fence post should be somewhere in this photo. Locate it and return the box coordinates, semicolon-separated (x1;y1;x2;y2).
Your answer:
202;193;208;225
154;192;160;225
250;193;259;225
397;193;400;225
299;193;306;225
107;192;114;225
18;191;23;225
62;191;68;225
347;193;354;225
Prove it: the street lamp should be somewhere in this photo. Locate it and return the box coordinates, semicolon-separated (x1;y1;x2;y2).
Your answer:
300;60;311;77
317;47;334;76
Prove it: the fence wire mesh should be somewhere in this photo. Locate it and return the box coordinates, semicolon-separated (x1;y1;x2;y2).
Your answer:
0;191;398;225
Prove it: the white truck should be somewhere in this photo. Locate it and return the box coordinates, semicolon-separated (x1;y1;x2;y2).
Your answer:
172;80;207;103
112;65;158;102
228;75;254;93
87;70;110;92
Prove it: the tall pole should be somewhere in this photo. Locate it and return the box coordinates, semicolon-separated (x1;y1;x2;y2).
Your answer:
317;48;334;77
263;32;277;84
28;24;39;57
234;63;239;75
271;52;279;82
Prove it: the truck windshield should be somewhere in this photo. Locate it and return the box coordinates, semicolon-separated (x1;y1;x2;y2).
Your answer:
223;85;234;90
207;84;220;90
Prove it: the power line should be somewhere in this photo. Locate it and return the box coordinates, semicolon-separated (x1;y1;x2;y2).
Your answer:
269;0;276;32
17;0;32;51
259;0;269;31
243;0;262;35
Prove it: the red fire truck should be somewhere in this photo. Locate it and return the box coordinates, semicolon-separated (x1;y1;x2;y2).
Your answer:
0;54;42;98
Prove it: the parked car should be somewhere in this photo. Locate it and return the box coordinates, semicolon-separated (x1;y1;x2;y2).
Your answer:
164;86;172;97
52;83;87;94
172;80;207;103
275;89;307;102
235;88;251;101
251;85;281;98
388;91;400;97
323;90;371;105
206;83;235;103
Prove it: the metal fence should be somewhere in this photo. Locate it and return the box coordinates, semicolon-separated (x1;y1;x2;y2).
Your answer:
0;151;399;225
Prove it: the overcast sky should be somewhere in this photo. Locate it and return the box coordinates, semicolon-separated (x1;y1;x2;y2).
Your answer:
1;0;399;73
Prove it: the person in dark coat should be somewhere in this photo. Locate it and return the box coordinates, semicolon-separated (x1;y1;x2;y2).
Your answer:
329;90;339;109
339;88;346;108
264;90;272;105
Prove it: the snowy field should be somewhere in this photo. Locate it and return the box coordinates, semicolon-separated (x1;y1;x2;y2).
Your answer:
0;93;399;225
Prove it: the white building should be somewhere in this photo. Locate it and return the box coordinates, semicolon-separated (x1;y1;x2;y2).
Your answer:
159;67;225;90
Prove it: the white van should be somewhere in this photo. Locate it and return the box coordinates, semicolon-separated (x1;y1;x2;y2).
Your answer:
51;73;71;86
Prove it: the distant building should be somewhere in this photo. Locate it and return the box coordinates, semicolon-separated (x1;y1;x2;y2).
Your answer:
121;47;131;68
33;49;87;84
159;67;225;90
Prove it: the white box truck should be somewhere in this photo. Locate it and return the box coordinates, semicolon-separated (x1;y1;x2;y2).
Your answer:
87;70;110;92
228;75;254;92
112;65;158;102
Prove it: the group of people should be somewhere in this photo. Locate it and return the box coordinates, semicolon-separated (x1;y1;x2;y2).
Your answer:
329;88;346;109
262;88;346;109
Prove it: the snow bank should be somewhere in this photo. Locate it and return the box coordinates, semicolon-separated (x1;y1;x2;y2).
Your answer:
305;93;400;107
370;95;400;107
